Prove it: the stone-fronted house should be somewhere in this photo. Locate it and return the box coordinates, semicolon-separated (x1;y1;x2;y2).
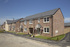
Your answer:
5;20;16;31
20;19;24;32
15;18;23;32
4;8;64;37
5;20;12;31
21;8;64;37
11;20;16;31
5;18;23;32
0;22;5;30
64;23;70;34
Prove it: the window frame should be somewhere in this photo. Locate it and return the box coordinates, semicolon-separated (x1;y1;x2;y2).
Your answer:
24;28;27;31
24;20;27;25
38;18;40;23
29;19;33;24
43;17;49;23
43;27;49;33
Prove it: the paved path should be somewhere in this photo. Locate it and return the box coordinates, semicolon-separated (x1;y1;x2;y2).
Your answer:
0;33;61;47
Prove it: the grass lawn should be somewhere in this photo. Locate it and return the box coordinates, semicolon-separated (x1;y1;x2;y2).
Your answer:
35;34;65;41
0;30;5;33
7;31;26;35
7;31;16;33
16;32;25;35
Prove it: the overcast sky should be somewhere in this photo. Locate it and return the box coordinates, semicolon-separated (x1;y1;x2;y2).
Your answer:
0;0;70;25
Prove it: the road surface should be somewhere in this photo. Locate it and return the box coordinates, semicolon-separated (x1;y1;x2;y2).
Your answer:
0;33;61;47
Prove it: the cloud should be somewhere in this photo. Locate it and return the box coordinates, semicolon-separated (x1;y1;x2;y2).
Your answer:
64;18;70;23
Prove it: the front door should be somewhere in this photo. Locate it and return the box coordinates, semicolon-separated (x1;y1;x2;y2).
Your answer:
29;28;33;34
21;28;23;32
37;28;40;34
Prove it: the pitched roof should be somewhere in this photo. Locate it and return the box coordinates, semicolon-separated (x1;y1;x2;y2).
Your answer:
20;19;24;22
64;23;70;27
22;8;59;21
6;19;21;24
6;20;13;24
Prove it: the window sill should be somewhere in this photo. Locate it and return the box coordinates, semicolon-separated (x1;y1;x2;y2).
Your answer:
38;22;40;23
29;23;33;24
24;30;27;32
43;32;49;34
43;21;49;23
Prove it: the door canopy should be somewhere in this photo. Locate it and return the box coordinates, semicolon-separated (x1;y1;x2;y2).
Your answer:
35;24;42;29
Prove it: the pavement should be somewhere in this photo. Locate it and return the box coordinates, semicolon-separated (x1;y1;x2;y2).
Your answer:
0;33;70;47
0;33;61;47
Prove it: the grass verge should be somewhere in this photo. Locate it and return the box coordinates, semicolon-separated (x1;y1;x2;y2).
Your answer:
16;32;25;35
7;31;16;33
0;30;5;33
35;34;65;41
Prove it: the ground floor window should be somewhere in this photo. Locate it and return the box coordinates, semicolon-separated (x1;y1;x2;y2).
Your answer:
9;26;11;31
24;28;27;31
43;27;49;33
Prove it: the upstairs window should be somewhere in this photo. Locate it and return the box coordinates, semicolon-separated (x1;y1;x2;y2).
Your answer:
29;20;33;24
38;18;40;23
43;17;49;23
47;17;49;21
24;21;27;25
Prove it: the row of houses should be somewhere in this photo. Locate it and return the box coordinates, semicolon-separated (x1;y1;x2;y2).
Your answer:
1;8;68;37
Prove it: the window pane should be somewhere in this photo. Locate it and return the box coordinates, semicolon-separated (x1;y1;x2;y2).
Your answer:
24;28;27;31
44;28;46;32
38;18;40;23
47;17;49;21
47;28;49;32
25;28;27;30
44;18;46;22
29;20;32;23
24;21;27;25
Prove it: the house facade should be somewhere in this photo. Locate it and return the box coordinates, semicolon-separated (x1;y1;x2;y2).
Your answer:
15;18;23;32
21;8;64;37
5;18;23;32
1;22;5;30
4;8;64;37
5;20;12;31
64;23;70;34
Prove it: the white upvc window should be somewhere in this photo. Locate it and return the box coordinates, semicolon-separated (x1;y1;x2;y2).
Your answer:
43;17;49;23
24;20;27;25
9;26;11;31
43;27;49;33
24;28;27;31
13;26;15;31
29;20;33;24
38;18;40;23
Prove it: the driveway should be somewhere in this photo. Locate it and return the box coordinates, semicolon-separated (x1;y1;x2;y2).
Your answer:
0;33;67;47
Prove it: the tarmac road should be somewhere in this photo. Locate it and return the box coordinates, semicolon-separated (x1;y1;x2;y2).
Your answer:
0;33;63;47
